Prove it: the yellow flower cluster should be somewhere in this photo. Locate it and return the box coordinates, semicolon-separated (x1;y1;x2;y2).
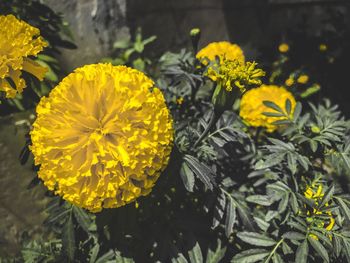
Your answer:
239;85;296;132
304;184;335;239
208;59;265;93
0;15;47;98
30;64;174;212
196;41;245;65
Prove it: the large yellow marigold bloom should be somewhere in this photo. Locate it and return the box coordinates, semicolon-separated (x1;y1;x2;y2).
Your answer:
239;85;296;132
0;15;47;98
30;64;173;212
196;41;245;64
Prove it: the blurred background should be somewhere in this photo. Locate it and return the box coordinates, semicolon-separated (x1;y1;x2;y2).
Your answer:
0;0;349;257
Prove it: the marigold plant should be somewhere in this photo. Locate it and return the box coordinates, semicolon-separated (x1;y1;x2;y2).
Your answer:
0;14;47;98
30;64;173;212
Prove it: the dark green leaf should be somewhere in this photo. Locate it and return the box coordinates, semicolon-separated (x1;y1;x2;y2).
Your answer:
231;249;269;263
319;184;334;208
295;240;308;263
206;240;226;263
225;197;236;237
188;242;203;263
62;214;75;262
180;162;195;192
308;237;329;262
184;155;215;190
263;101;284;113
237;232;276;247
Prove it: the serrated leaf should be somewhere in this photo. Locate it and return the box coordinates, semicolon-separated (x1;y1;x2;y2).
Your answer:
237;232;276;247
336;198;350;221
62;214;75;262
180;162;195;192
206;240;226;263
319;184;334;208
285;99;292;115
246;195;273;206
308;237;329;262
263;101;284;113
184;155;215;190
282;231;305;241
225;197;236;237
231;249;269;263
295;240;308;263
188;242;203;263
73;206;96;234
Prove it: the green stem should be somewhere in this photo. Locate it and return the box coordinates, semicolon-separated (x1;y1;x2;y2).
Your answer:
264;238;284;263
193;111;220;148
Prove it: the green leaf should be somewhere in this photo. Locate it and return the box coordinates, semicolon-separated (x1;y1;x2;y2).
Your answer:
172;253;188;263
62;214;75;262
184;155;215;190
188;242;203;263
319;184;334;208
237;232;276;247
295;240;308;263
232;249;269;263
225;196;236;237
262;112;285;117
206;240;226;263
263;101;284;113
293;102;302;121
180;162;195;192
113;38;131;49
308;237;329;263
73;206;96;234
96;250;115;263
89;242;100;263
285;99;292;115
272;253;283;263
290;192;299;215
142;35;157;46
336;197;350;221
282;232;305;241
246;195;273;206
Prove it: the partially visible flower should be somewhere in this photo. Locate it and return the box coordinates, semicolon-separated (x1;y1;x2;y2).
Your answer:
176;97;184;105
304;183;335;239
278;43;289;53
297;74;309;84
285;78;294;87
196;41;245;65
30;64;174;212
0;15;47;98
239;85;296;132
208;59;264;93
319;44;327;52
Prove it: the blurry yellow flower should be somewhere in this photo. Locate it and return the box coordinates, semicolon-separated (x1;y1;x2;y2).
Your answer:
319;44;327;52
285;78;294;87
278;43;289;53
176;97;184;105
297;74;309;84
30;64;173;212
0;15;47;98
196;41;245;65
239;85;296;132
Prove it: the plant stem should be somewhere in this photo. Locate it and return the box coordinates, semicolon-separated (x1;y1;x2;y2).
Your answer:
264;238;284;263
193;111;220;148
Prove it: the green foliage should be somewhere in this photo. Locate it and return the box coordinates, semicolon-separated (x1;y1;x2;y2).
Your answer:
102;27;156;72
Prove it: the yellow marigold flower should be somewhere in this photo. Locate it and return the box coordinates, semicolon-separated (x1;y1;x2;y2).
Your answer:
208;59;264;93
285;78;294;87
239;85;296;132
0;15;47;98
196;41;245;65
297;74;309;84
278;43;289;53
30;64;174;212
319;44;327;52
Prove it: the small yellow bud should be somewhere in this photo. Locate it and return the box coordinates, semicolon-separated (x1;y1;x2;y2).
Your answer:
278;43;289;53
176;97;184;105
285;78;294;87
311;126;321;134
297;74;309;84
190;28;201;37
319;44;327;52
